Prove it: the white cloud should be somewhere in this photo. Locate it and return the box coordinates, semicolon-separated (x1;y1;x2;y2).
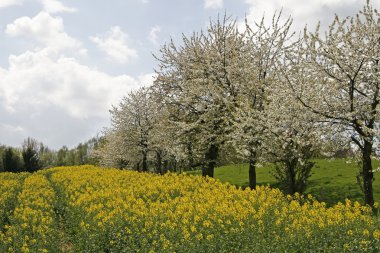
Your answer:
90;26;138;64
0;49;143;119
204;0;223;9
0;9;145;148
148;25;161;45
138;73;156;87
0;0;23;8
0;123;25;134
6;12;85;54
37;0;76;13
242;0;380;33
0;123;26;146
0;0;75;13
0;48;149;148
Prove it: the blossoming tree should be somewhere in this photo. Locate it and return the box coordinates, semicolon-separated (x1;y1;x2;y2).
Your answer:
285;1;380;206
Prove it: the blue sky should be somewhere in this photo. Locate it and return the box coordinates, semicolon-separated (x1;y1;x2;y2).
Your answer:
0;0;378;149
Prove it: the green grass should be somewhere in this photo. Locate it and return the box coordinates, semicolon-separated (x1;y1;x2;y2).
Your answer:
187;158;380;206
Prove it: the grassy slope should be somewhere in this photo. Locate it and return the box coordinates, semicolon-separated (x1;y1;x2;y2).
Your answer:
189;158;380;206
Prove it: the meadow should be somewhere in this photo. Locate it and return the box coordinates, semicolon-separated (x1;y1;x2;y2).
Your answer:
186;158;380;207
1;165;380;252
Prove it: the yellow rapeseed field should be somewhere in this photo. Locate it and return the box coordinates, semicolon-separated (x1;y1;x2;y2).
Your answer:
0;165;379;252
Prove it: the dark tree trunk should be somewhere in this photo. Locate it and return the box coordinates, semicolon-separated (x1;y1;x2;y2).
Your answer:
163;160;168;174
187;142;194;169
288;159;297;195
362;140;374;207
156;151;163;175
173;159;178;172
249;150;257;189
142;151;148;172
202;144;218;178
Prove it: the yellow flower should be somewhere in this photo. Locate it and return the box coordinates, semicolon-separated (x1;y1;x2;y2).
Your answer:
203;220;211;228
373;230;380;240
195;233;203;240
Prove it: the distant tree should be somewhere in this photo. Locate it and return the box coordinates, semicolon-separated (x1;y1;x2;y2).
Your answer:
96;88;158;172
0;146;5;172
56;146;69;166
22;137;42;172
85;136;103;165
105;87;157;172
3;147;23;173
38;143;56;168
94;131;130;169
73;143;93;165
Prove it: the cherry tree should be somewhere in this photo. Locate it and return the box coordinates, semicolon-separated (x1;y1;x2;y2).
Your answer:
230;12;294;188
153;16;247;177
97;86;185;173
263;82;322;194
97;87;157;171
285;1;380;206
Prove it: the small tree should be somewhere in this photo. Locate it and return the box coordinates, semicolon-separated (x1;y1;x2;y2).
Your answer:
265;99;322;194
22;137;42;172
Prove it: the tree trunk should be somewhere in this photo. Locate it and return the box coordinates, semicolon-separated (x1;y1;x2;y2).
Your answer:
136;162;140;172
202;144;218;178
173;159;178;172
187;142;194;169
362;140;374;207
163;160;168;174
288;159;297;195
142;151;148;172
249;150;257;189
156;150;163;175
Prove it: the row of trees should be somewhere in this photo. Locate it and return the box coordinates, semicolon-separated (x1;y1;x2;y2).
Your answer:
97;2;379;207
0;137;101;173
96;13;320;193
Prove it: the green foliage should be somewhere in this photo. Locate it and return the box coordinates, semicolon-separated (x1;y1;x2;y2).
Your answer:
0;146;5;172
55;138;101;167
272;159;314;194
2;147;23;173
22;138;42;172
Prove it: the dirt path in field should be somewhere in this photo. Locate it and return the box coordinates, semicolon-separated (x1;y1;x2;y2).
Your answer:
43;171;74;253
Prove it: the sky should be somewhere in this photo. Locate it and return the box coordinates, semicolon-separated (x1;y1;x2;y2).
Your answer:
0;0;378;150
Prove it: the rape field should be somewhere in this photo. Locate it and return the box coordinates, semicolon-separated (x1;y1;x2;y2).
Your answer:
0;166;380;252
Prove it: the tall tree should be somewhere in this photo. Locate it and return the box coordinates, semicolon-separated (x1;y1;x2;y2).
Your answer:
231;11;294;188
3;147;23;173
285;1;380;206
154;15;247;177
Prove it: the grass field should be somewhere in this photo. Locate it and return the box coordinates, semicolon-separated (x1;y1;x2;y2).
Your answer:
189;158;380;206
